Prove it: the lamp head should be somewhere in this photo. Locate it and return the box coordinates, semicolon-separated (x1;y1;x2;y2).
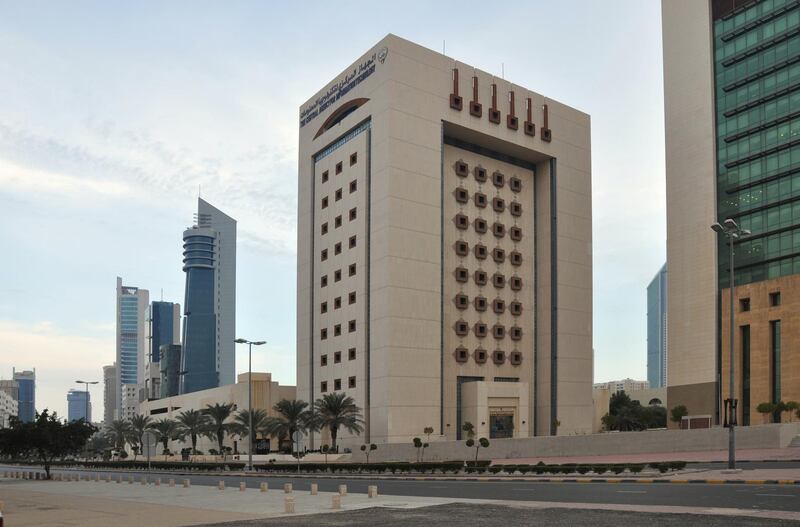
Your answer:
723;218;738;230
235;338;248;344
253;341;267;346
711;222;724;233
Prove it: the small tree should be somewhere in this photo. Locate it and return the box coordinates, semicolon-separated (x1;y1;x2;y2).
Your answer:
129;414;152;462
413;437;423;462
148;418;179;459
424;426;434;443
321;444;329;466
462;421;475;440
785;401;799;422
360;443;377;463
421;441;429;462
757;402;775;424
670;405;688;425
466;437;490;463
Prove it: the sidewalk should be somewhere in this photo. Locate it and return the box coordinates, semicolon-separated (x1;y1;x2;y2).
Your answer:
489;447;800;465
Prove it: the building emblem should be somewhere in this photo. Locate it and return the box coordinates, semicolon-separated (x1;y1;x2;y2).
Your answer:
378;46;388;64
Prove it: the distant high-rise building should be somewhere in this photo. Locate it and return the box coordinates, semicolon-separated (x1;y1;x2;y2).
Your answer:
160;344;182;398
647;263;668;389
116;277;149;420
67;389;91;422
180;198;236;394
593;378;650;394
12;369;35;422
0;379;19;403
144;301;181;400
0;388;17;428
103;363;117;424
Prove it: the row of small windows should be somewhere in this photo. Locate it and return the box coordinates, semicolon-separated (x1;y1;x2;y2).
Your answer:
454;294;523;315
320;291;357;313
320;376;356;393
320;264;358;286
454;268;523;289
321;208;358;234
454;188;523;216
454;161;523;192
320;237;358;266
454;216;523;239
320;347;357;365
321;153;358;183
321;181;358;208
320;320;357;340
454;320;524;340
455;243;524;265
454;347;523;366
739;291;782;312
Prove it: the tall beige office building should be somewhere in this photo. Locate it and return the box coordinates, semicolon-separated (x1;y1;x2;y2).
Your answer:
297;34;593;447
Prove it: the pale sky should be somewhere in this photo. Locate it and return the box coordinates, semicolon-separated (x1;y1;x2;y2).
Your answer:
0;1;666;418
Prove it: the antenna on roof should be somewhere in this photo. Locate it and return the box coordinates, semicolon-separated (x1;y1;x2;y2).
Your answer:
502;63;505;80
443;40;446;55
198;184;201;198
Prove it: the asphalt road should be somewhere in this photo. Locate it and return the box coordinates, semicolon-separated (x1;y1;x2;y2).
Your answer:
8;465;800;513
691;461;800;469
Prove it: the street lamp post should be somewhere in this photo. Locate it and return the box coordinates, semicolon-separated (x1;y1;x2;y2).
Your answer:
711;218;750;470
235;338;266;472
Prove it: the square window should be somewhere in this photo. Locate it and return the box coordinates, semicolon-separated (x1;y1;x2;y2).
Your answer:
455;346;469;363
336;162;342;174
321;249;328;261
510;351;522;365
510;226;523;241
770;292;781;306
455;187;469;203
321;275;328;287
474;243;488;259
474;270;488;286
510;276;523;290
321;301;328;314
510;301;523;316
334;269;342;282
474;192;488;208
334;378;342;391
348;347;356;360
454;293;469;309
492;350;506;364
455;160;469;177
348;320;356;332
348;291;356;304
509;176;522;193
321;354;328;366
510;326;523;341
740;298;750;312
322;170;329;183
455;266;469;282
510;202;522;217
350;152;358;166
474;348;488;364
493;222;505;238
322;196;329;209
454;320;469;336
350;180;358;193
349;263;357;276
322;222;329;235
334;324;342;336
492;247;505;263
492;171;505;188
334;297;342;309
493;324;505;339
335;188;343;201
510;251;523;266
474;322;488;338
321;381;328;393
455;240;469;256
335;215;342;228
474;218;488;234
335;242;342;255
334;351;341;363
474;295;488;311
321;328;328;340
493;298;505;314
348;376;356;388
349;207;357;221
474;166;487;183
349;235;357;248
493;273;506;289
492;197;505;213
455;213;469;230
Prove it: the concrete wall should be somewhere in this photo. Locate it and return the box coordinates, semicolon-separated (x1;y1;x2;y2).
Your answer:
351;422;800;462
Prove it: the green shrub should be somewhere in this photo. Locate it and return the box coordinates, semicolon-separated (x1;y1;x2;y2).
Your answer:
518;465;531;475
611;464;626;475
668;461;687;471
629;464;645;474
488;466;503;474
576;465;591;475
593;464;608;475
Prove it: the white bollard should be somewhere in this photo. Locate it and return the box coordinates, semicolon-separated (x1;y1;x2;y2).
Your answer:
218;480;225;490
95;474;101;482
141;476;147;485
260;482;268;492
168;478;175;487
239;482;246;492
310;483;318;495
284;496;295;514
155;478;161;486
106;474;112;483
368;485;378;498
183;479;190;488
338;484;347;496
284;483;292;493
331;495;341;509
129;475;135;484
117;475;123;484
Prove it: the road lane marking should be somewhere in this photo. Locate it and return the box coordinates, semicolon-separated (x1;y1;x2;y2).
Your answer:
429;485;449;489
755;493;794;497
616;490;646;494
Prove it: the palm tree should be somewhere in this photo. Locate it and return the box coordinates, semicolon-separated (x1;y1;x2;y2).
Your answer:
202;403;237;458
105;419;132;455
129;414;152;461
311;393;364;451
263;399;314;454
175;409;210;458
147;418;180;459
234;408;269;454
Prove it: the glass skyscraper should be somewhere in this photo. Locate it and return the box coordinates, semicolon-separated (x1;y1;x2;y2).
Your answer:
116;277;148;419
12;369;35;423
647;264;667;389
67;389;90;422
